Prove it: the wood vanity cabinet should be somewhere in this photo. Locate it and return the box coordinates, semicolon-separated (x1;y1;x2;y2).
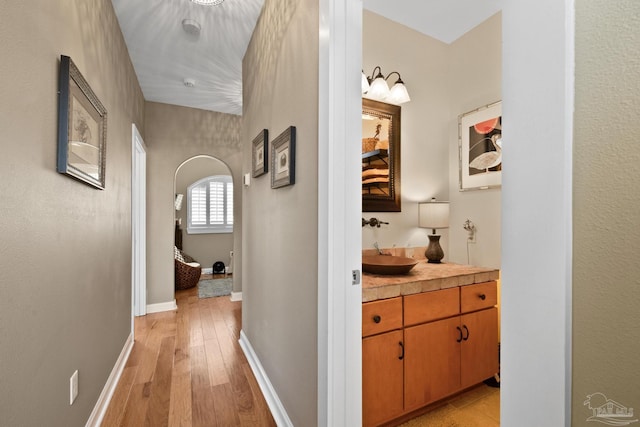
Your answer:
362;282;499;427
362;298;404;427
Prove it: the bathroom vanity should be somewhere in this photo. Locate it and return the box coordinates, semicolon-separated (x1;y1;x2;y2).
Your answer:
362;261;500;427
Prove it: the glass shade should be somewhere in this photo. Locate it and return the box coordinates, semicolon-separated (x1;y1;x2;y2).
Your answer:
387;82;411;104
367;76;390;100
361;72;370;94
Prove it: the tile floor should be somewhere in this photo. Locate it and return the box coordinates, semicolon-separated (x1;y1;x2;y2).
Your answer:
399;384;500;427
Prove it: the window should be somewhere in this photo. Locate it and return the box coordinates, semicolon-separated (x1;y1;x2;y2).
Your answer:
187;175;233;234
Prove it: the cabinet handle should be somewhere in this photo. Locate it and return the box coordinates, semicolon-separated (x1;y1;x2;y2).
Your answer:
398;341;404;360
456;326;463;343
462;325;470;341
479;293;486;300
373;315;381;324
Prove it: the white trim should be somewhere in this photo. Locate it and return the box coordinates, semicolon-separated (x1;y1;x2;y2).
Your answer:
230;291;242;302
202;267;213;274
146;300;177;314
132;124;147;318
85;334;134;427
239;331;293;427
317;0;363;426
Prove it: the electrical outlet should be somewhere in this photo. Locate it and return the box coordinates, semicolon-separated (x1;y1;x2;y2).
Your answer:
70;370;78;405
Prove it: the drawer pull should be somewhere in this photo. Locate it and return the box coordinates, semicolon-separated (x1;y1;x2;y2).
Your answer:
373;315;381;324
462;325;470;341
398;341;404;360
456;326;463;343
479;294;486;300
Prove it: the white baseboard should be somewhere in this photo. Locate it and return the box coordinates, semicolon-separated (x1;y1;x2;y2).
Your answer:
146;299;177;314
230;291;242;301
239;330;293;427
85;333;134;427
202;267;213;274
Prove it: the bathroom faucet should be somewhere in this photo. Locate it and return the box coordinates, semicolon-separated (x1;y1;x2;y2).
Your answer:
362;217;389;228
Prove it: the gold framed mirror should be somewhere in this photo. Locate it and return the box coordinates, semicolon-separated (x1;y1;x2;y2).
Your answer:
362;99;401;212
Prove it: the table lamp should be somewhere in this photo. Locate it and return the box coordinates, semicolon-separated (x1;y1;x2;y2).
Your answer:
418;198;450;263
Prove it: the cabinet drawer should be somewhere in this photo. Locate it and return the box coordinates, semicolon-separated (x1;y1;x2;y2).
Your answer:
362;297;403;337
404;287;460;326
460;281;497;313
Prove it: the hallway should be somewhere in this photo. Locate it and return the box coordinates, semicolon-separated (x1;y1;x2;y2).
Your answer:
101;282;276;426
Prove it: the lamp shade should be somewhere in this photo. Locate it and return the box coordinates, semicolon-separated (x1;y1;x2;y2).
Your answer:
361;71;370;94
367;75;390;100
387;81;411;104
419;200;450;230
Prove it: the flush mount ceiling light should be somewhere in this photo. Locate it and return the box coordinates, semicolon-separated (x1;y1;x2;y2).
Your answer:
190;0;224;5
362;66;411;105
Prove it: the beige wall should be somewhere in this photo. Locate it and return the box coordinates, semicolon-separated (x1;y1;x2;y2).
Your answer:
572;1;640;423
241;0;319;424
362;12;501;269
145;102;242;303
175;156;234;269
0;0;144;425
362;11;451;256
447;13;501;269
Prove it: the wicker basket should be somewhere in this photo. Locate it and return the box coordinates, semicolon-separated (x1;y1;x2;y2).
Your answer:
362;137;378;153
175;253;202;290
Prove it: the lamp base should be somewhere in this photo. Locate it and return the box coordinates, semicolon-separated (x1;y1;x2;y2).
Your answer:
425;234;444;264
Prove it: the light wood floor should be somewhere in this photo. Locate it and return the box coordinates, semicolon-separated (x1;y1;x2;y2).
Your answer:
101;279;276;427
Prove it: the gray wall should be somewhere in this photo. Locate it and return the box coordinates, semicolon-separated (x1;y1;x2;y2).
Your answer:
241;0;320;425
572;1;640;423
175;156;234;270
145;102;242;303
0;0;145;425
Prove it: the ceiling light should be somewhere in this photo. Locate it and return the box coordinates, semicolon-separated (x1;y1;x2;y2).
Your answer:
362;67;411;105
190;0;224;5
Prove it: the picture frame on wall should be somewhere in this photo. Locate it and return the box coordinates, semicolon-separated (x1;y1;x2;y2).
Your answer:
57;55;107;190
458;101;502;191
252;129;269;178
271;126;296;189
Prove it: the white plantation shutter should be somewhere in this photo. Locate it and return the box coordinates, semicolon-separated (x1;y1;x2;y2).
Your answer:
187;175;233;234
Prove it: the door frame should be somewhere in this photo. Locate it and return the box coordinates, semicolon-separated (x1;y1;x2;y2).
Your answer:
132;124;147;321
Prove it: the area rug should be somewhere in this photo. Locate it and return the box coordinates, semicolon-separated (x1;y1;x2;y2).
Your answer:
198;278;232;299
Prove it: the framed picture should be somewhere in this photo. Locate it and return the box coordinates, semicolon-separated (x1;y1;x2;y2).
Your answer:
458;101;502;191
252;129;269;177
271;126;296;189
57;55;107;189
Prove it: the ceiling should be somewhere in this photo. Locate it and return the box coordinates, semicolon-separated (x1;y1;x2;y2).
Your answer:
111;0;501;115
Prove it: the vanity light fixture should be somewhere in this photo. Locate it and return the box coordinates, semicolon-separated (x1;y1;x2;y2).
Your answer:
361;66;411;105
418;198;450;263
190;0;224;5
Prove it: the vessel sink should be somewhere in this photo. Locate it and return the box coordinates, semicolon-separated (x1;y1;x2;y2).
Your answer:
362;255;418;275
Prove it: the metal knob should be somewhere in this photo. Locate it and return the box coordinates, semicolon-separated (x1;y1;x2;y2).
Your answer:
373;315;381;324
479;294;486;300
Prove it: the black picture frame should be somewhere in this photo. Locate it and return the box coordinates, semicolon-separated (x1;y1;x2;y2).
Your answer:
57;55;107;190
252;129;269;177
271;126;296;189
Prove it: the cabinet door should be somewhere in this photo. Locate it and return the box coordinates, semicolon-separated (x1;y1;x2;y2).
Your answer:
404;317;461;412
460;307;499;389
363;330;404;427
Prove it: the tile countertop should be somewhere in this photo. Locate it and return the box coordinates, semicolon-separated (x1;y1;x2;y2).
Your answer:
362;261;500;303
